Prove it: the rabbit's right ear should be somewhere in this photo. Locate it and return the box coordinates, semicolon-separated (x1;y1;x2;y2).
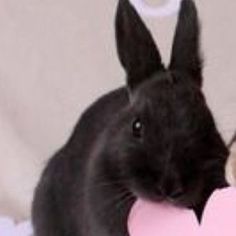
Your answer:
115;0;164;90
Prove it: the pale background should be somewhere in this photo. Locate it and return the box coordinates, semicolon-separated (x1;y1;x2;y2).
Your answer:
0;0;235;220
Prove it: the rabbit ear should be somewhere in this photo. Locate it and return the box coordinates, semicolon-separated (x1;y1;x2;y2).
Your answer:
115;0;164;90
169;0;203;87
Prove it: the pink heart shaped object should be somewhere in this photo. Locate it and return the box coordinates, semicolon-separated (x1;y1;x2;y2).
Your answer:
128;200;199;236
128;187;236;236
201;188;236;236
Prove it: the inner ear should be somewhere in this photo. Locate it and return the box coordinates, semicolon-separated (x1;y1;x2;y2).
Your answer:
115;0;164;91
169;0;203;87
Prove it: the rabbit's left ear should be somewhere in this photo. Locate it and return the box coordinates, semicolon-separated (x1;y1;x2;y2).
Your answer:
169;0;203;87
115;0;164;90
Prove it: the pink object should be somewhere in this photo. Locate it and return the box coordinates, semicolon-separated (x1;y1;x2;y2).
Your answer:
128;187;236;236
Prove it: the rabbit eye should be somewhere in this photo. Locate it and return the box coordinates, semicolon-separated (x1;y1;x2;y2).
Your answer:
132;118;143;138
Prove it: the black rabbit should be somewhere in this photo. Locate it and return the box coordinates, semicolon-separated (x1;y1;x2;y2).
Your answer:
32;0;229;235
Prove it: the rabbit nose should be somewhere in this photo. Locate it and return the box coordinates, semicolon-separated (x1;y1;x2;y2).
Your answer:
157;185;183;198
157;179;184;199
168;187;184;199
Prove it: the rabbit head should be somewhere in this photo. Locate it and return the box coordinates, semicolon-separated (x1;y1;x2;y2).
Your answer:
98;0;228;215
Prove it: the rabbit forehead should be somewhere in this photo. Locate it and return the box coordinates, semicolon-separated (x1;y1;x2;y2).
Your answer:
130;71;202;114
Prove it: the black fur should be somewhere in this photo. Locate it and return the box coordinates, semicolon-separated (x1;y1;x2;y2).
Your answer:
229;131;236;148
170;0;203;87
32;0;229;235
115;0;164;90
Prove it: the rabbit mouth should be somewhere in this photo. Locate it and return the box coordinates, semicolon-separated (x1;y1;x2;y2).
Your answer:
144;191;200;209
131;182;204;210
